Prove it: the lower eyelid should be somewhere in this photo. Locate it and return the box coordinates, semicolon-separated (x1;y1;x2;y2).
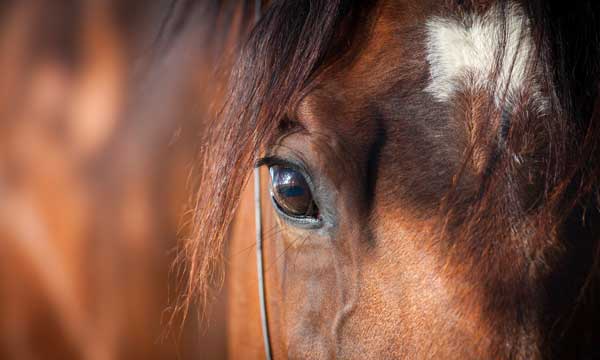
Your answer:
270;195;324;229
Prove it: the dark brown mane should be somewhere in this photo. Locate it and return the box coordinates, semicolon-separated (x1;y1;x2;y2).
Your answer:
183;2;600;355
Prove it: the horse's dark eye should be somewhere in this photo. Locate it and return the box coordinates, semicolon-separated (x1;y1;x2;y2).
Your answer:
269;166;318;218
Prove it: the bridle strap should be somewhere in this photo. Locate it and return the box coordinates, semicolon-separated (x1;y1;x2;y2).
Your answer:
255;166;273;360
255;0;263;24
254;3;272;359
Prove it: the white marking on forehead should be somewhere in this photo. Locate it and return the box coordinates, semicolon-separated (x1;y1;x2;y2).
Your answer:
425;3;534;105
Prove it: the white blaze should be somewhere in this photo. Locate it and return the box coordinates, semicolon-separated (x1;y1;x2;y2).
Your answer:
425;3;534;105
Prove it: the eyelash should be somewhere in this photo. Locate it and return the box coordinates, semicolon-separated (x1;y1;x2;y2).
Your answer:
256;156;303;172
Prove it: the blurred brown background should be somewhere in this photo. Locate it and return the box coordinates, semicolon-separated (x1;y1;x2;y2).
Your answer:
0;1;226;359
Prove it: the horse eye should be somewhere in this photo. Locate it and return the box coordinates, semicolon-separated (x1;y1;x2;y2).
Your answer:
269;166;318;219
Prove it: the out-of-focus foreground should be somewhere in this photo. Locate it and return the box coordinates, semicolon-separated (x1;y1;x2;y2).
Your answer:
0;1;225;359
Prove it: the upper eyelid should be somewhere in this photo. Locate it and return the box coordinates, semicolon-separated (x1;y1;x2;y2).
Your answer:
254;155;287;168
256;156;319;199
255;156;310;176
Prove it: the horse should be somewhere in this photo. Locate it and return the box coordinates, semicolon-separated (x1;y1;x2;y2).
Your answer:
177;0;600;359
0;1;227;358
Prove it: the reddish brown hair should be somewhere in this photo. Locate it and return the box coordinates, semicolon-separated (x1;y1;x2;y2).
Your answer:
182;3;600;354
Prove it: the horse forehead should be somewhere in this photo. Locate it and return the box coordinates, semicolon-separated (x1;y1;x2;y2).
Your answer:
424;2;534;104
296;1;537;133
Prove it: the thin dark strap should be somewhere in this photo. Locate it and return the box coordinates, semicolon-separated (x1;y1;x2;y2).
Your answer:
255;0;262;24
253;4;272;359
255;166;273;360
